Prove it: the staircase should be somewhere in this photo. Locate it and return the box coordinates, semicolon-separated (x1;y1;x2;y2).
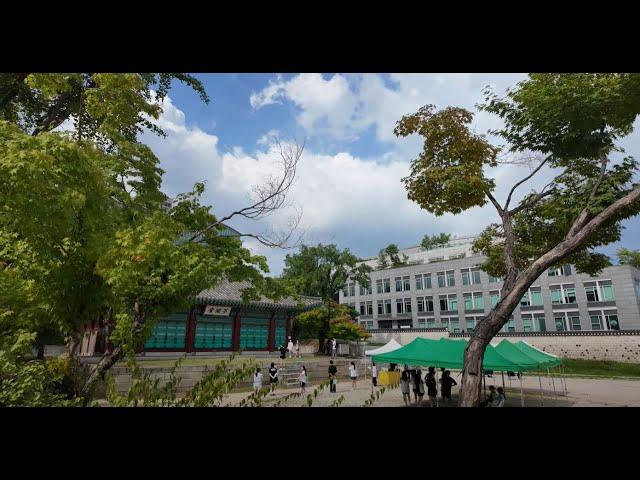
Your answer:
277;362;303;388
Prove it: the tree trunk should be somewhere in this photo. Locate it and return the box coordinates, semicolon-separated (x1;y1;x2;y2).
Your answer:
68;331;81;357
36;342;45;360
79;346;124;404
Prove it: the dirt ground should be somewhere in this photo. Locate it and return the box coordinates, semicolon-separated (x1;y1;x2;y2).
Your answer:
219;374;640;407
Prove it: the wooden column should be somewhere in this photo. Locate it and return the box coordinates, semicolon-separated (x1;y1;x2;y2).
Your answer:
185;308;197;353
268;311;276;352
286;312;292;342
232;308;243;352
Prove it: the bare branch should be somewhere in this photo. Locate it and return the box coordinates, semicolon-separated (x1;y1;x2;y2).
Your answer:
189;139;305;243
236;206;305;249
504;154;551;210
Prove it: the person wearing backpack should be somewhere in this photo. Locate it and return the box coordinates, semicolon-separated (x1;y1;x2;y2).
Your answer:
328;360;338;393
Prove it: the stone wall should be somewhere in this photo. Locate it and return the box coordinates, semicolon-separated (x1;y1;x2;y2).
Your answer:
368;329;640;363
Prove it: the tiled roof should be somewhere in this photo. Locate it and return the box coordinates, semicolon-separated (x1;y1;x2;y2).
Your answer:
195;279;323;311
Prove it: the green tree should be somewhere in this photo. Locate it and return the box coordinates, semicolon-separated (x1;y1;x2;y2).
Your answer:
377;243;408;268
1;73;292;404
295;301;367;343
420;232;451;250
282;244;372;352
395;74;640;406
617;248;640;268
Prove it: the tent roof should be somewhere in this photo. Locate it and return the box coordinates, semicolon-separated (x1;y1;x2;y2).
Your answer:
371;338;523;371
365;339;402;356
512;341;562;368
493;340;542;371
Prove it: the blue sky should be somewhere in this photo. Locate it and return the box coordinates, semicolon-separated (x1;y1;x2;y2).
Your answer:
143;73;640;275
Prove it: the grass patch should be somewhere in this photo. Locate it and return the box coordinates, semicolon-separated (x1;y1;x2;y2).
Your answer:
532;358;640;378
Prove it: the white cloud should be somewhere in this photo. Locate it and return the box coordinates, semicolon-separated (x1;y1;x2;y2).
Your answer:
257;129;280;146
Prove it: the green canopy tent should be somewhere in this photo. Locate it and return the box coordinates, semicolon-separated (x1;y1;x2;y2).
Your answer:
513;341;566;400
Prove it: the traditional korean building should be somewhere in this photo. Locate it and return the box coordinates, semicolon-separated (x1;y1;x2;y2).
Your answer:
143;279;322;354
78;279;322;356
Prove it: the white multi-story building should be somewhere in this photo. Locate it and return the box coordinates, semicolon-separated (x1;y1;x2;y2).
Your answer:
339;236;640;333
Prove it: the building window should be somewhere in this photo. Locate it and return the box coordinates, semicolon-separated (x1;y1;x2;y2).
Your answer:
417;297;425;312
360;304;365;315
342;285;348;297
396;276;410;292
589;309;620;331
418;296;434;312
554;315;567;332
568;315;581;331
366;301;373;316
530;287;543;306
590;314;603;330
522;313;546;332
348;283;355;297
500;318;515;333
534;314;546;332
605;313;620;330
439;294;458;312
395;277;403;292
465;317;476;332
550;284;577;304
463;292;484;310
384;299;392;314
522;317;532;332
441;317;460;333
376;279;383;294
490;290;501;308
377;300;384;315
359;283;372;296
488;275;502;283
396;298;404;313
461;267;482;285
383;278;391;293
404;298;412;313
520;291;530;307
549;265;572;277
415;273;432;290
585;280;615;302
437;270;455;288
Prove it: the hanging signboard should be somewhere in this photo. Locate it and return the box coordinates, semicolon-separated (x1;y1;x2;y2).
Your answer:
204;305;232;316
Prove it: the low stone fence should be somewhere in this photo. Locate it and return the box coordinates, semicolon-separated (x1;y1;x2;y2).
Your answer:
368;329;640;363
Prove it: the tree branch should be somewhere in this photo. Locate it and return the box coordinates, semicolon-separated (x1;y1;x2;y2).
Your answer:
188;139;305;244
567;154;608;238
508;183;556;215
0;73;29;112
504;155;551;210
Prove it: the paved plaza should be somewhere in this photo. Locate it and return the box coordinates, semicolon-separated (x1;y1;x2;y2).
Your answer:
220;375;640;407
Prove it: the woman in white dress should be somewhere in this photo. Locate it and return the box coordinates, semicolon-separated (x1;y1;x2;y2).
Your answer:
253;367;263;394
287;337;294;359
349;362;358;390
298;365;307;394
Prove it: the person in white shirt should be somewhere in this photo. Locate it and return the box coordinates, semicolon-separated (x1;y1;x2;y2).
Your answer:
287;337;294;359
253;367;264;394
295;340;300;358
370;362;378;388
349;362;358;390
331;338;337;358
298;365;307;394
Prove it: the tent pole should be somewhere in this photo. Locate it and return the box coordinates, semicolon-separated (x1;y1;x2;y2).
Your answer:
501;371;505;390
538;374;544;407
435;368;439;408
550;367;557;403
519;374;524;407
561;364;568;397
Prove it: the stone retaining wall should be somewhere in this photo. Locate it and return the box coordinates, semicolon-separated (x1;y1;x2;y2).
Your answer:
368;329;640;363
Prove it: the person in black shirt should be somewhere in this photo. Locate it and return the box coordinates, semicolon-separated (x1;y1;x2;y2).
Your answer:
411;367;424;405
328;360;338;393
278;345;287;360
268;362;279;395
425;367;438;407
440;370;457;404
480;385;496;407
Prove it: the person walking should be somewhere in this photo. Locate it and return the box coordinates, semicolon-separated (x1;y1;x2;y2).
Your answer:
349;361;358;390
369;362;378;388
295;340;301;358
411;367;425;406
268;362;279;395
400;368;411;406
287;337;294;359
328;360;338;393
425;367;438;407
440;370;457;404
253;367;263;394
331;338;337;359
298;365;307;394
